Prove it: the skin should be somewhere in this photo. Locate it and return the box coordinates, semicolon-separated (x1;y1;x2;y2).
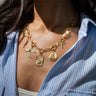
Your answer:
16;0;79;92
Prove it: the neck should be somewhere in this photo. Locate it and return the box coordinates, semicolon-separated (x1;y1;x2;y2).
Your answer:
33;0;78;33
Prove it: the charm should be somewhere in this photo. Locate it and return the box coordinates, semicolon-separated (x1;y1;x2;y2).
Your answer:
23;37;29;48
25;48;36;57
48;51;58;61
60;42;65;49
36;55;44;67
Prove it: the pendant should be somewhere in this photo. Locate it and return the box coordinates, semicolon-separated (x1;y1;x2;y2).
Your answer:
25;48;36;57
48;51;58;61
60;42;65;49
35;55;44;67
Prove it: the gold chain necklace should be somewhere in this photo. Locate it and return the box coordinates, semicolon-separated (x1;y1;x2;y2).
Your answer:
22;15;79;67
23;27;71;67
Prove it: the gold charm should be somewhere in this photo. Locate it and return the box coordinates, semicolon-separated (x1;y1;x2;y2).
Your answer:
36;55;44;67
23;37;29;48
48;51;58;61
25;48;35;57
60;42;65;49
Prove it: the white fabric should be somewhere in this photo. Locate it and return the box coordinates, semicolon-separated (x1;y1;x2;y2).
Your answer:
18;88;38;96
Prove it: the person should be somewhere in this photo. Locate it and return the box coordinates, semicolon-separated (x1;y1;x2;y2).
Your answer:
0;0;96;96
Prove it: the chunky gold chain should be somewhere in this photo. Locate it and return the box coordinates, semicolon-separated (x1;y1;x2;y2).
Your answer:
22;14;80;67
23;26;71;67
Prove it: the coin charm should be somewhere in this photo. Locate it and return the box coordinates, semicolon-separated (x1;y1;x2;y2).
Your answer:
36;55;44;67
48;51;58;61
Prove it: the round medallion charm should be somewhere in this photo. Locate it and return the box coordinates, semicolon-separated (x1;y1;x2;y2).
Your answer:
48;52;58;61
36;55;44;67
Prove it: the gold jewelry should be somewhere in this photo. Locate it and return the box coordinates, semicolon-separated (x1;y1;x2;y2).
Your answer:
22;14;80;67
23;27;71;67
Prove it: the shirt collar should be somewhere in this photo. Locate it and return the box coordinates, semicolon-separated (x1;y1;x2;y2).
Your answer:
77;13;96;40
6;29;19;40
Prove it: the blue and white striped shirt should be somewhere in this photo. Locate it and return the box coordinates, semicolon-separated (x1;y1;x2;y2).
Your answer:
0;13;96;96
